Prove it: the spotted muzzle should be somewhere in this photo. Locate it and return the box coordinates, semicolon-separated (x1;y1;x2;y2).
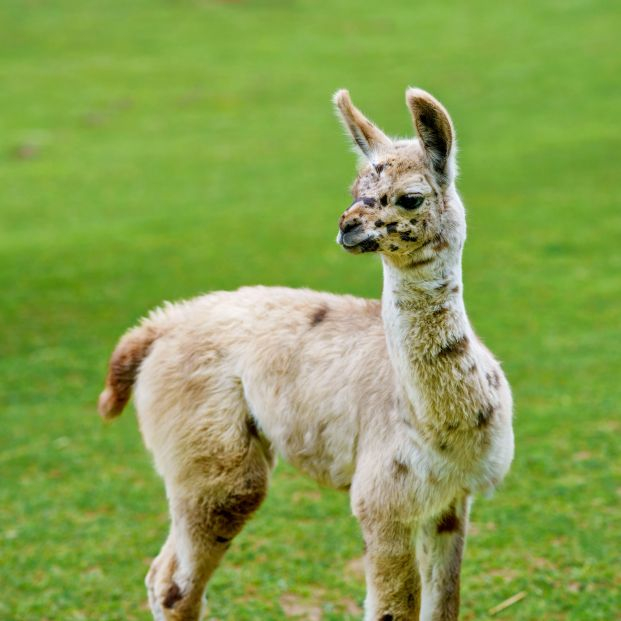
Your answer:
337;203;380;252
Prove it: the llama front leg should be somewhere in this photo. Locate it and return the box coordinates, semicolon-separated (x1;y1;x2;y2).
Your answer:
358;518;421;621
416;497;469;621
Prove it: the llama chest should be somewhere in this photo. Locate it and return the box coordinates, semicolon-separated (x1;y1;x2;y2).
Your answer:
353;418;514;522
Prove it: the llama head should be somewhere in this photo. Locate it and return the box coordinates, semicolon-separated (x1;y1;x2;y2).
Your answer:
334;88;466;268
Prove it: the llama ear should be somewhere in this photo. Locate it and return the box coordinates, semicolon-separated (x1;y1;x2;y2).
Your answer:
333;89;392;161
406;88;456;186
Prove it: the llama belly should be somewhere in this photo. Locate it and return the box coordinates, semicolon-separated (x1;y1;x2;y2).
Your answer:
246;394;358;490
275;420;357;490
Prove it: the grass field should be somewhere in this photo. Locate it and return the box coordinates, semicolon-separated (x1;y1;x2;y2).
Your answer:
1;1;620;619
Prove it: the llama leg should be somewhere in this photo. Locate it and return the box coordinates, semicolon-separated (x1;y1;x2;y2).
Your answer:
358;519;421;621
145;441;272;621
416;496;469;621
146;532;180;621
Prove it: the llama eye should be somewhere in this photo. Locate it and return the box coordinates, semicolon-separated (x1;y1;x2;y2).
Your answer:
395;194;424;210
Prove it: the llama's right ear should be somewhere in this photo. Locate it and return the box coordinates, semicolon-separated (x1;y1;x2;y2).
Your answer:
333;89;392;161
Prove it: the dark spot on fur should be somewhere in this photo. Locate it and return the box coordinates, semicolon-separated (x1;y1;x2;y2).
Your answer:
433;305;449;316
486;370;501;389
408;257;435;269
476;404;495;428
247;416;259;437
374;219;385;227
163;582;183;609
427;471;439;485
435;281;449;292
386;222;399;233
362;196;376;207
310;304;329;327
392;459;409;479
360;238;380;253
389;244;399;252
399;232;418;242
380;194;388;206
437;335;469;357
467;362;477;374
438;442;448;451
380;615;394;621
436;505;461;534
433;234;450;251
215;534;232;544
409;218;418;225
451;285;460;294
212;482;268;539
374;163;384;174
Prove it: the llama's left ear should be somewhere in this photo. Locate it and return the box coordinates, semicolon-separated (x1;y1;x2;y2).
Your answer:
406;88;456;186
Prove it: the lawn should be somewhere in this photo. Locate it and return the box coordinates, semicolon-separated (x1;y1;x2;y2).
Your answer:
0;1;619;619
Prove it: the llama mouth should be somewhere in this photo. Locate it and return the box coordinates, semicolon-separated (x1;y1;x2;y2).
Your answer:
336;231;380;253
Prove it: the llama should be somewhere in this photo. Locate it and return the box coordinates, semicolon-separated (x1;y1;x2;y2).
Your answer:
98;87;514;621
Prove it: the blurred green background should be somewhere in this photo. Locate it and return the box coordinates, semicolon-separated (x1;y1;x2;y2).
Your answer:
1;1;619;619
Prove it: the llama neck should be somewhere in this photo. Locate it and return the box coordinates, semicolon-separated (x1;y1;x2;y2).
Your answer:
381;250;475;427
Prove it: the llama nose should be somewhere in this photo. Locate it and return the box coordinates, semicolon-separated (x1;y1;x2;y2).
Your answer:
340;219;362;235
339;222;368;248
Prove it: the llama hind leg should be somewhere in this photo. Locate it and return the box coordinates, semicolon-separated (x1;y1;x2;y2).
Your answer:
145;442;272;621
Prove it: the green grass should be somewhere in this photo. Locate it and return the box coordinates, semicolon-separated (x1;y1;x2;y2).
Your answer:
1;0;620;619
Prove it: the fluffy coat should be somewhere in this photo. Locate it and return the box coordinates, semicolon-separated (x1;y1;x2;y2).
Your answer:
99;88;514;621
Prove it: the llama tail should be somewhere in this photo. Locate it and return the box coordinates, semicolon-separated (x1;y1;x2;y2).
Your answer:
98;323;162;420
